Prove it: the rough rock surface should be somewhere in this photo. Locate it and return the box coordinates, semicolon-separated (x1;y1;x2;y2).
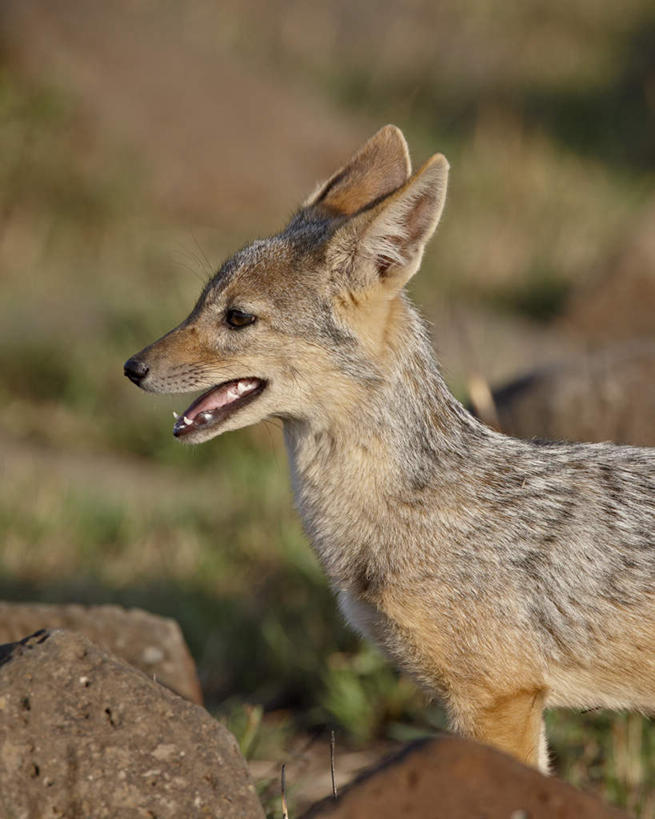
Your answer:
0;629;264;819
303;734;627;819
0;601;202;704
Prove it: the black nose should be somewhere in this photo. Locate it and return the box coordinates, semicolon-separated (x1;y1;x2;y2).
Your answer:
124;356;149;385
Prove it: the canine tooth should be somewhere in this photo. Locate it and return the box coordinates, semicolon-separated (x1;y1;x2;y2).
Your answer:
183;416;192;425
237;382;248;395
172;411;179;419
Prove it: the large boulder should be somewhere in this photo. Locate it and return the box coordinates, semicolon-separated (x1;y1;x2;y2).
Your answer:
0;629;264;818
0;602;202;704
303;734;627;819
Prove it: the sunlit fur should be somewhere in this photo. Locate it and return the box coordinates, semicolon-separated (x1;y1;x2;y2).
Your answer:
127;126;655;773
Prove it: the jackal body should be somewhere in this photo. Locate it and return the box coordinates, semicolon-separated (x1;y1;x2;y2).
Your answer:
125;126;655;771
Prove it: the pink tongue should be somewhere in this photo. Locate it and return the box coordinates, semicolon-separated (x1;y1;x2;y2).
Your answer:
186;383;234;420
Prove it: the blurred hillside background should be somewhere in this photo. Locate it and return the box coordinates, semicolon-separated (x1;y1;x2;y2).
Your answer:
1;1;654;815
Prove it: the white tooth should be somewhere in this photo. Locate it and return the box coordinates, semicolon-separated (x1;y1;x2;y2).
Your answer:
227;388;239;401
172;411;179;419
183;416;192;425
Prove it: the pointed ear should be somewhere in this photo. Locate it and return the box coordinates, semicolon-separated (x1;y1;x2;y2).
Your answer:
304;125;411;216
337;153;449;291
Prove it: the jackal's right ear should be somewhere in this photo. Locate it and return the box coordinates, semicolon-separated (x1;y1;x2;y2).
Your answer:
329;152;449;293
304;125;411;216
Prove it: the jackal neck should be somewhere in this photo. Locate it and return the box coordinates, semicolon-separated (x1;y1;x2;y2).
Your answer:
283;296;489;589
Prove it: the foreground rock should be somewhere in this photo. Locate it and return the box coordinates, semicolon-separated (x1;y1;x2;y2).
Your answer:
303;734;627;819
0;601;202;704
0;629;264;818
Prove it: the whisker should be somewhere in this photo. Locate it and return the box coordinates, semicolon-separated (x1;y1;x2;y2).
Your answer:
190;228;216;279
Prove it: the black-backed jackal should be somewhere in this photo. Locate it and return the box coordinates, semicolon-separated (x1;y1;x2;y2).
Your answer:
126;126;655;772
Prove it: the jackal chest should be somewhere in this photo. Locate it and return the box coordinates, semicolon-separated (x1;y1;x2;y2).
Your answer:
338;589;392;648
336;586;456;698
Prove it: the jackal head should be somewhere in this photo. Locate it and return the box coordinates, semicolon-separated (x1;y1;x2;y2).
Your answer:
124;125;448;443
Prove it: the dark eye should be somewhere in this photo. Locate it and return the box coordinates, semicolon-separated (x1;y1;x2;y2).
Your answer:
226;308;257;329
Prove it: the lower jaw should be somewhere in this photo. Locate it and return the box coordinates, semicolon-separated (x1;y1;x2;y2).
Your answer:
174;423;227;444
173;410;238;442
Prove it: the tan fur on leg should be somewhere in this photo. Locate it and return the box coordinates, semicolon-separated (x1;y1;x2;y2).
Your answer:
450;689;547;770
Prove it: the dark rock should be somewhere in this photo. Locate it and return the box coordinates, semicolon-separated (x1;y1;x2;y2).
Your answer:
0;601;202;704
303;734;627;819
479;341;655;447
0;629;264;818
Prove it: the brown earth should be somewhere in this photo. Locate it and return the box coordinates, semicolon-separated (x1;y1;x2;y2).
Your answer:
1;0;364;231
563;198;655;344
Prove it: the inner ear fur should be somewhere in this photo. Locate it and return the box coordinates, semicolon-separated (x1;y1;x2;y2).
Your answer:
305;124;412;216
332;153;449;291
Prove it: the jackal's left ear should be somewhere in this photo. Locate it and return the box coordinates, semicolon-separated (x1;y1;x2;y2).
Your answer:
334;153;449;291
304;125;411;215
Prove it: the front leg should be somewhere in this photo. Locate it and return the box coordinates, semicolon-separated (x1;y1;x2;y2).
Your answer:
448;688;549;773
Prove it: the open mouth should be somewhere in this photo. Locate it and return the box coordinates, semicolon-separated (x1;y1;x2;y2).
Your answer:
173;377;266;438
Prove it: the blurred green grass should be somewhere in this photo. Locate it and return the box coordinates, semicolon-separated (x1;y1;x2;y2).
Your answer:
1;5;655;815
